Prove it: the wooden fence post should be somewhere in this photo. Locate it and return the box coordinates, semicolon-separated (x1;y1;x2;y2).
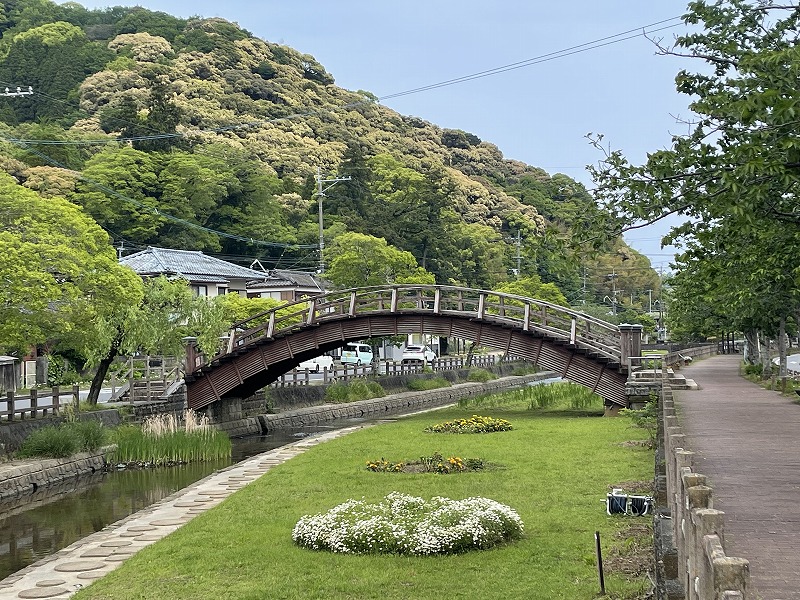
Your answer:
30;388;37;419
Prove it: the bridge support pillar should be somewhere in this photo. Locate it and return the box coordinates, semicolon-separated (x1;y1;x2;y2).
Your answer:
204;396;243;424
625;381;662;410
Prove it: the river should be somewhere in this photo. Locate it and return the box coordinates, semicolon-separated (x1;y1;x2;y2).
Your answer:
0;423;346;580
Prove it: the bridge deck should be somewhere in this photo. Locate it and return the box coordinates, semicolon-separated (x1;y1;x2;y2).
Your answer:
184;286;640;410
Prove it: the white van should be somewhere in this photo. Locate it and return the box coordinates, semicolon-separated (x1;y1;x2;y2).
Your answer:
340;343;373;365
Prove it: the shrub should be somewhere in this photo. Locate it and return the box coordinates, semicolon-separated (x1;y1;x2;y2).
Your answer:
620;394;658;446
743;363;763;377
324;380;385;403
70;420;107;452
407;377;451;391
425;415;512;434
467;368;496;383
292;492;524;555
16;426;80;458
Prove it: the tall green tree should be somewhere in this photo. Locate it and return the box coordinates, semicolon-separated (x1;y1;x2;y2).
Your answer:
587;1;800;243
494;275;569;307
0;20;110;124
324;232;434;288
0;172;142;359
583;1;800;347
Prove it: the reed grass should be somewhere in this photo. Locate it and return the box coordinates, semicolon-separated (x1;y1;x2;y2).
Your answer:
16;420;108;459
109;410;231;465
459;381;602;411
407;377;451;391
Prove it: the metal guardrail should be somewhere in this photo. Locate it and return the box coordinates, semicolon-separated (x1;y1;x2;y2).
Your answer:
187;285;623;373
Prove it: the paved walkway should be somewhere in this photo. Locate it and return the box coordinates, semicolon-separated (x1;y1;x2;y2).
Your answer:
675;354;800;600
0;424;370;599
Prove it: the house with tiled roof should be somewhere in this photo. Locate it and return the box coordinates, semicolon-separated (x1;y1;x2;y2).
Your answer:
119;247;328;301
119;247;269;298
247;268;327;302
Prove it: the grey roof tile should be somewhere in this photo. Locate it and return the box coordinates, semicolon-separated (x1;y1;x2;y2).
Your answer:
119;247;268;282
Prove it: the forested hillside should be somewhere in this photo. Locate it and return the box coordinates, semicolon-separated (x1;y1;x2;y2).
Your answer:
0;0;659;307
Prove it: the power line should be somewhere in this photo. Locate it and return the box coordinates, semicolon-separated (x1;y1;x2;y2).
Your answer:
4;16;686;147
5;138;318;250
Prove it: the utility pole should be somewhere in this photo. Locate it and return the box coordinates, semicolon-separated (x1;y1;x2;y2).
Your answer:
606;269;619;315
314;166;350;274
582;265;587;305
1;86;33;97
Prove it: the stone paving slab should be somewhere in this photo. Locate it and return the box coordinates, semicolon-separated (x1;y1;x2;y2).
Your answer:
675;354;800;600
0;424;369;599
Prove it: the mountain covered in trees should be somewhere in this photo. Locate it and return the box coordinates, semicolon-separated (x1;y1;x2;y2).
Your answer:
0;0;659;309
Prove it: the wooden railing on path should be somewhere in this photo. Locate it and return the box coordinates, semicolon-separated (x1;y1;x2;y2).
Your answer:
1;386;78;421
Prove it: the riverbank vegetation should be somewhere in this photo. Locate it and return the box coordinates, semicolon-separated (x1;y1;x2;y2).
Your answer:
15;410;231;465
109;410;231;466
73;399;653;600
459;381;603;412
16;420;106;459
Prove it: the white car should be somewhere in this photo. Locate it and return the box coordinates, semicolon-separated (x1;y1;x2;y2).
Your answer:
401;344;437;364
297;354;335;373
340;343;374;365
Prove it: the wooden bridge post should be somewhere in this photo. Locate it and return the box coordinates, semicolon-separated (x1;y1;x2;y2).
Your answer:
182;336;198;376
618;324;643;370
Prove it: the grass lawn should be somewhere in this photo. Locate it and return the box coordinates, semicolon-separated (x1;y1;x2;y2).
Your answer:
74;402;653;600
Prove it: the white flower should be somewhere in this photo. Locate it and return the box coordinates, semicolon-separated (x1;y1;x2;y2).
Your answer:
292;492;524;555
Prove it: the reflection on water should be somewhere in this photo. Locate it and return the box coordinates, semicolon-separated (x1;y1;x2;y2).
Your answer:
0;423;346;581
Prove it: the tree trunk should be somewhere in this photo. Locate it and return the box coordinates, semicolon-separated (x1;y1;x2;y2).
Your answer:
465;342;476;367
743;329;758;365
760;332;772;379
87;349;118;405
778;315;787;378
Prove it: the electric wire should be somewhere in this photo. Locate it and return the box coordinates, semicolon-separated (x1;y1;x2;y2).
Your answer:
2;17;687;147
8;139;319;249
0;14;689;256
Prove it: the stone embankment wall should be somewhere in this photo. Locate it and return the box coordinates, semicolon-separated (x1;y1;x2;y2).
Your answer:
0;410;122;454
215;372;555;438
0;450;108;501
655;384;750;599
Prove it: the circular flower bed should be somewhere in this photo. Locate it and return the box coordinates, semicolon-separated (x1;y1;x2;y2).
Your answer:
366;453;487;474
292;491;524;555
424;414;513;434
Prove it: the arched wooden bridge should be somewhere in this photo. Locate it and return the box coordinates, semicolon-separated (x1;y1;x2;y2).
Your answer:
183;285;642;410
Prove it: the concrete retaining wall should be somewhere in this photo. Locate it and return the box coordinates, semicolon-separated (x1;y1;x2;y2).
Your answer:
658;386;750;599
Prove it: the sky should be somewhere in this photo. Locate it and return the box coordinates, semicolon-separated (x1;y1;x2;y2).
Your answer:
67;0;696;269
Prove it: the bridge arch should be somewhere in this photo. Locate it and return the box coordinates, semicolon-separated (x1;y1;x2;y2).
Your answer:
184;285;641;410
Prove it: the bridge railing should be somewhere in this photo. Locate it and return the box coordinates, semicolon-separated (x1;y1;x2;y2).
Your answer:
191;285;624;371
